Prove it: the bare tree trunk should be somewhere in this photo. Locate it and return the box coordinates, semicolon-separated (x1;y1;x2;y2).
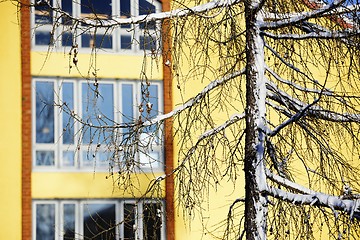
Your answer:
244;1;268;239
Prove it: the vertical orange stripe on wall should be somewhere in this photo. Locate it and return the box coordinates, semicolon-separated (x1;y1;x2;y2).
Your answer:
162;0;175;239
21;1;32;239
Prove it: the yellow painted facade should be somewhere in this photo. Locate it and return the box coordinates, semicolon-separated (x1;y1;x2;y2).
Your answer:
31;52;163;80
1;1;357;239
0;1;22;239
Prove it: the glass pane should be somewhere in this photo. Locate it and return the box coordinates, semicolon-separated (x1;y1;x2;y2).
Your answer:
121;35;132;49
82;150;94;167
36;203;55;240
143;203;162;240
62;32;73;47
82;83;114;144
139;0;156;29
83;203;116;240
63;204;76;240
35;4;52;24
62;82;74;144
98;151;111;168
81;0;112;19
36;150;55;166
139;35;156;51
35;31;52;46
81;33;91;48
122;84;134;123
120;0;131;17
139;151;160;168
61;0;73;25
36;81;54;143
63;151;75;167
81;33;113;49
124;204;136;240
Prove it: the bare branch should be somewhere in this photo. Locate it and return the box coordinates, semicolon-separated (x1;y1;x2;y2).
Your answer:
263;29;360;40
259;0;346;29
266;81;360;124
262;4;360;22
266;168;315;195
268;97;320;137
36;0;242;28
267;186;360;220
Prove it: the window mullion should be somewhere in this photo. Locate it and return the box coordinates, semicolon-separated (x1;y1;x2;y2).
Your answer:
74;80;80;169
55;78;61;168
112;0;119;52
137;201;143;240
132;0;139;53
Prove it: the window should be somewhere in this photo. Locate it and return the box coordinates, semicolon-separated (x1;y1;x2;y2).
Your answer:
33;78;163;171
33;200;165;240
31;0;161;53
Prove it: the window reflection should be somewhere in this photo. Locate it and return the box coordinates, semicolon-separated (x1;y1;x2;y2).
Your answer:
36;81;55;144
63;204;76;240
61;0;73;25
143;203;162;240
81;0;112;19
36;150;55;166
83;203;116;240
139;0;156;29
35;3;52;24
33;0;162;51
34;200;164;240
33;79;162;169
139;151;160;169
120;0;131;17
62;32;73;47
139;35;156;51
35;31;52;46
124;204;136;239
82;83;114;144
63;151;75;167
81;33;113;49
62;82;74;144
122;84;134;124
36;204;55;240
121;35;132;49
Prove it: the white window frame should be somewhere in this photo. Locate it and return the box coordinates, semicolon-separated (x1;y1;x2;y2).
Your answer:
33;199;166;240
32;78;164;172
30;0;162;54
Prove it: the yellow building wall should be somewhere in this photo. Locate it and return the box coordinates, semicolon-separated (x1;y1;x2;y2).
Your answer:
0;1;22;239
31;51;163;80
170;15;357;240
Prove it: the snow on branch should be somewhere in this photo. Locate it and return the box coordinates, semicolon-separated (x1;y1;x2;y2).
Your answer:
264;43;303;75
59;69;245;130
262;4;360;23
267;185;360;220
266;81;360;124
263;29;360;40
141;69;245;125
268;97;319;137
265;168;315;195
265;66;335;97
259;0;346;29
173;112;245;172
200;113;245;139
37;0;242;28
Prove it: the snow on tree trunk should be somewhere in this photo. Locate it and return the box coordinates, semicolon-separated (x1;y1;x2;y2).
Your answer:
244;1;268;239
